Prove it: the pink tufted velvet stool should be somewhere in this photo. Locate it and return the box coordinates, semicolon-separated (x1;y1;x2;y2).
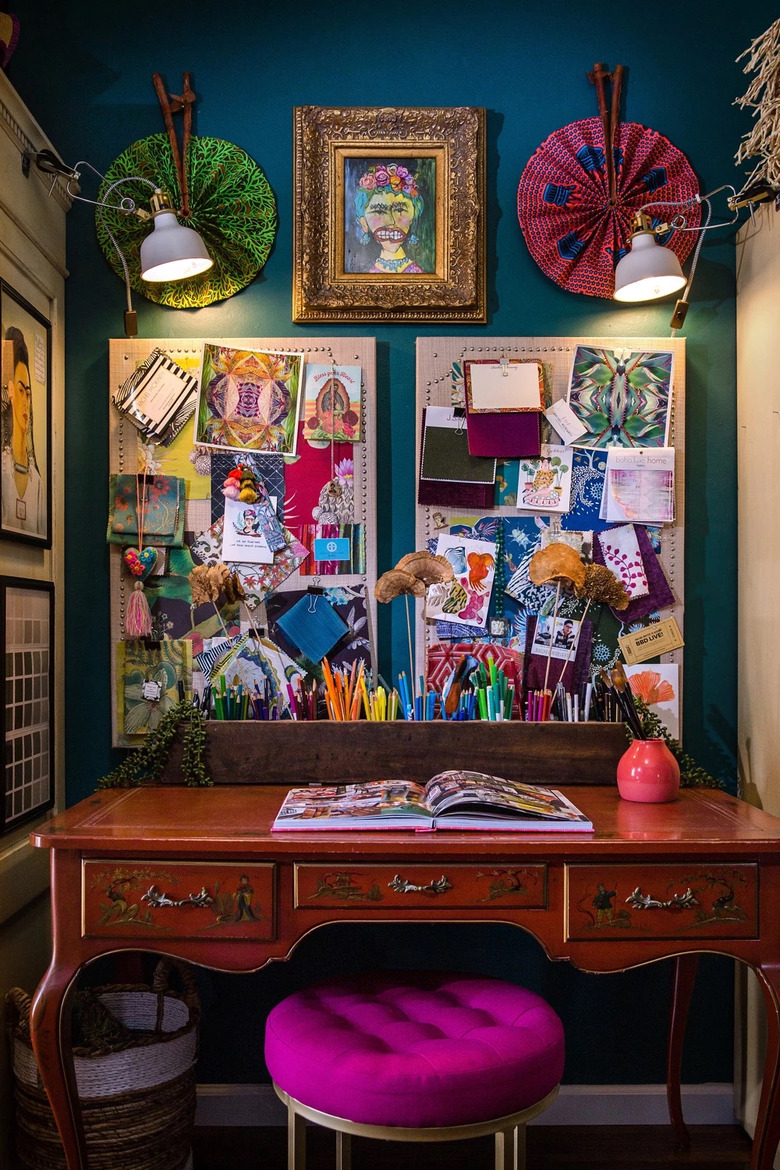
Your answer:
265;971;564;1170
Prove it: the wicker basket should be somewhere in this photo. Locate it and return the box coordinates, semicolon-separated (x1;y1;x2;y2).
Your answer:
5;958;200;1170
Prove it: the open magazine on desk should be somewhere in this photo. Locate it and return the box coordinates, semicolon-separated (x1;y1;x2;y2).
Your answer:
272;770;593;832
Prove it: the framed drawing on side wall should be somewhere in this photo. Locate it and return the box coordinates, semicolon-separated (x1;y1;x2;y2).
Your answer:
0;281;52;547
1;576;55;834
293;106;486;323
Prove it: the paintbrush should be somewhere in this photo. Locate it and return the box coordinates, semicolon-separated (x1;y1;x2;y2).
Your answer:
611;664;644;738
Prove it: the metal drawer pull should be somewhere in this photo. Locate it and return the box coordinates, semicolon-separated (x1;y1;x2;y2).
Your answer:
388;874;453;896
626;887;698;911
142;884;214;909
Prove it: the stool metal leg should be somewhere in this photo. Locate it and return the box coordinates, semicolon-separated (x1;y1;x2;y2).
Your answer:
495;1124;523;1170
287;1099;306;1170
335;1130;352;1170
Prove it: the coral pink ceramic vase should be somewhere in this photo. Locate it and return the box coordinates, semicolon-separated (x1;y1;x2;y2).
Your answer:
616;738;680;803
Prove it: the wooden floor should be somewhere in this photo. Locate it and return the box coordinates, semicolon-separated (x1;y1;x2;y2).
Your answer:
192;1125;753;1169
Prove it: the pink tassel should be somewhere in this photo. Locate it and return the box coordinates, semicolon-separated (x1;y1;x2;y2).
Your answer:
126;580;152;638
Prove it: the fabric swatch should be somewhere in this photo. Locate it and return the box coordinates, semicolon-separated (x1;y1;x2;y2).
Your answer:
594;524;674;621
266;585;370;674
107;474;186;546
297;523;365;576
283;424;354;529
276;594;350;664
465;402;541;458
595;524;649;598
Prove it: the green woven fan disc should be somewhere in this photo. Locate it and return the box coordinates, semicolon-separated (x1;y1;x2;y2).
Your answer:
95;133;277;308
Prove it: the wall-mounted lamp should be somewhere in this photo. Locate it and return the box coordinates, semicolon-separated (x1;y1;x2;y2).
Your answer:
613;182;775;329
23;149;213;336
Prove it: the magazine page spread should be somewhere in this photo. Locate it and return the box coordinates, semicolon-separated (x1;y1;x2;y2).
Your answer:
272;781;433;828
424;770;589;822
272;773;593;832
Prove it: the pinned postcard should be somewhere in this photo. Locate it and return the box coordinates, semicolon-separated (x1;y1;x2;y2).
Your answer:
303;363;362;442
516;444;573;513
195;344;304;455
567;346;673;449
530;615;582;660
426;534;497;631
464;359;544;413
605;447;675;524
221;497;276;563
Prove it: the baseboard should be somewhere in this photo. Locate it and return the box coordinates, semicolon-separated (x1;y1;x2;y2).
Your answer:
195;1082;736;1128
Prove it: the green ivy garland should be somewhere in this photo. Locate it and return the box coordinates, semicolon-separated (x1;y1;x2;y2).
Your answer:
626;698;725;790
97;700;212;789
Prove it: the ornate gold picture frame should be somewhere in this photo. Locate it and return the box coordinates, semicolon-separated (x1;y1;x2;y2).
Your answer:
293;106;486;323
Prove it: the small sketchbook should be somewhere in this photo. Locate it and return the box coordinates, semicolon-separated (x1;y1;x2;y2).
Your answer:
271;770;593;832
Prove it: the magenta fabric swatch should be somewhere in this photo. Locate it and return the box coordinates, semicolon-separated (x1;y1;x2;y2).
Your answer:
417;479;496;508
466;405;541;458
594;524;675;621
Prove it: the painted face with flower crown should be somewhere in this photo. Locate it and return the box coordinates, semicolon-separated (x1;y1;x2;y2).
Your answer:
350;162;429;274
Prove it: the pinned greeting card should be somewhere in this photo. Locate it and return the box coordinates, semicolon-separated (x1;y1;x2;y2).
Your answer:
303;364;362;442
516;444;573;513
221;496;276;563
463;359;544;413
625;664;680;739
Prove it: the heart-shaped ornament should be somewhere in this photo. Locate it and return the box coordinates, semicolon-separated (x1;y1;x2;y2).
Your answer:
124;546;158;581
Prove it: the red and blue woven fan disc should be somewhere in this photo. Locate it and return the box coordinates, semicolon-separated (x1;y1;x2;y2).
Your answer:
517;116;700;298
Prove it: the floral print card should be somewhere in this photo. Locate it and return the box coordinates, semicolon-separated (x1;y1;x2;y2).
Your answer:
625;664;679;739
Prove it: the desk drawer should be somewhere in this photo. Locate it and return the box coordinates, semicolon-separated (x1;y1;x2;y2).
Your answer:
82;861;276;941
566;863;757;941
294;864;547;910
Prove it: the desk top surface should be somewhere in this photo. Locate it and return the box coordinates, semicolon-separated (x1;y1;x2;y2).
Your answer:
31;786;780;859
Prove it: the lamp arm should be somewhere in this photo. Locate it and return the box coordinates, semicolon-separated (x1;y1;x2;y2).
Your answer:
94;174;158;339
635;185;739;234
66;163;158;218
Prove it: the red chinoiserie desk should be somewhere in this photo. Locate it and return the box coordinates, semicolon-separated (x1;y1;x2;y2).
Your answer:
27;726;780;1170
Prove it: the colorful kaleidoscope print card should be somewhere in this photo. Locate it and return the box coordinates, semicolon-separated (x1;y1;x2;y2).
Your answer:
567;345;673;449
195;344;304;455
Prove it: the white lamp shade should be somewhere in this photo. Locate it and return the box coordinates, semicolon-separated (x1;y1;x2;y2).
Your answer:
613;231;686;302
140;211;213;282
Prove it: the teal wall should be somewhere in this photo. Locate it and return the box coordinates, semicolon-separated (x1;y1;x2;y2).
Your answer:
9;0;775;1087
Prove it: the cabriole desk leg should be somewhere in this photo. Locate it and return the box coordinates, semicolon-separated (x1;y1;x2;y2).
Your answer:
751;964;780;1170
667;953;699;1150
30;955;85;1168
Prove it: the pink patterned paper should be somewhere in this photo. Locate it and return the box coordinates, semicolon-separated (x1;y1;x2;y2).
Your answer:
596;524;649;598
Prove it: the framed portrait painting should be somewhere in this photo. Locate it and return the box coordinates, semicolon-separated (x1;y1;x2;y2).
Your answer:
1;576;55;835
0;281;52;546
293;106;486;323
